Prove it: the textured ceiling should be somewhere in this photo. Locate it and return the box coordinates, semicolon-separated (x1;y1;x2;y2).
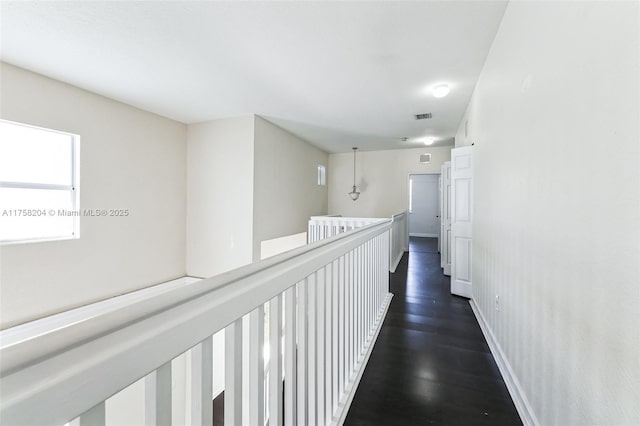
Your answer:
0;1;507;153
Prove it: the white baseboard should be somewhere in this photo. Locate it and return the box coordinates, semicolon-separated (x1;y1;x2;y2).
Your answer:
333;293;393;426
469;299;538;426
409;232;438;238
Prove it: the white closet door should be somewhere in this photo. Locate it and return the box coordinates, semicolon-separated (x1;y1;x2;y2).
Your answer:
450;147;473;298
438;175;442;254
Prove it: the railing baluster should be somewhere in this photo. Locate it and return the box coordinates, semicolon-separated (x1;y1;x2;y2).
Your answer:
354;247;359;361
269;295;283;426
78;402;105;426
145;361;171;426
362;243;367;351
343;253;349;388
249;307;265;426
369;240;374;331
371;239;380;318
381;235;384;306
373;238;378;321
284;287;297;426
368;241;372;336
225;319;243;426
372;240;376;329
316;268;326;426
372;239;376;323
349;249;355;377
353;247;358;363
380;233;384;306
345;252;349;384
377;235;382;316
331;259;339;413
296;279;309;426
359;245;364;355
325;264;333;421
307;273;317;426
380;234;384;305
363;244;368;346
380;234;384;304
338;254;345;396
191;336;213;426
364;241;369;342
384;231;389;296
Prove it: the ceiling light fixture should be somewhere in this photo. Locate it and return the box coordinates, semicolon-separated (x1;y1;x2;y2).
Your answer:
348;147;360;201
432;84;450;98
424;138;435;146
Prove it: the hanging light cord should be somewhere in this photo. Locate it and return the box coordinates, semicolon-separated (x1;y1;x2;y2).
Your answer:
352;147;357;187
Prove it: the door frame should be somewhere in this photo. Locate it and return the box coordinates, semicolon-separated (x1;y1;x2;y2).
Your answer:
441;162;452;276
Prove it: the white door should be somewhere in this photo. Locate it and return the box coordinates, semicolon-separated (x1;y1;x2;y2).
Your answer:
409;174;440;238
441;162;452;276
451;147;473;298
438;175;442;253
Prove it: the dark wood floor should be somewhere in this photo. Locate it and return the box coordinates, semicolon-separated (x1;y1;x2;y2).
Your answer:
344;237;522;426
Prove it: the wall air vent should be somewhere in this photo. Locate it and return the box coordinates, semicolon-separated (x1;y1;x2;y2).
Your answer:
415;113;432;120
420;154;432;163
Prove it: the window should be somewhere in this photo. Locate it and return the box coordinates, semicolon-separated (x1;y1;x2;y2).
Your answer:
0;120;79;244
317;164;326;186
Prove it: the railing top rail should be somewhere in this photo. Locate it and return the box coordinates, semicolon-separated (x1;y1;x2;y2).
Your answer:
309;216;387;222
0;219;391;425
392;211;408;219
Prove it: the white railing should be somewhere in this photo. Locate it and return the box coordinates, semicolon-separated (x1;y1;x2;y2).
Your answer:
389;212;409;273
307;216;385;243
309;212;408;273
0;221;393;426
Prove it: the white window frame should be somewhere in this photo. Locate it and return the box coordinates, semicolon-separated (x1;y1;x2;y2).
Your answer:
0;120;80;245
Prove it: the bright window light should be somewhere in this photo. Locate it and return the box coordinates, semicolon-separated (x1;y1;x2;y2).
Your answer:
317;164;326;186
0;120;79;244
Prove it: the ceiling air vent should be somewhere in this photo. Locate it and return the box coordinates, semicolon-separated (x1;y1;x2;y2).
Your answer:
415;113;432;120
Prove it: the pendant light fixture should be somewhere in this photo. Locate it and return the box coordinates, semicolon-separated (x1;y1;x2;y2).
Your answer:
348;147;360;201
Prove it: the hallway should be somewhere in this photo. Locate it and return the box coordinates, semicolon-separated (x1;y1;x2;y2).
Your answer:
344;238;521;425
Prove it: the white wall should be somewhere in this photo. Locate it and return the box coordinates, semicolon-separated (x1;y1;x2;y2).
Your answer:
253;116;328;259
0;63;187;329
460;2;639;424
328;146;450;218
260;232;308;260
186;116;255;277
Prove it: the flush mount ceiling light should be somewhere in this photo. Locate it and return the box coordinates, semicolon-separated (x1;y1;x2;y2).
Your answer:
432;84;450;98
424;138;435;146
348;147;360;201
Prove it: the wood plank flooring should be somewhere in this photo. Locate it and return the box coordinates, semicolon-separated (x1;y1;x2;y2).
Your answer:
344;237;522;426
